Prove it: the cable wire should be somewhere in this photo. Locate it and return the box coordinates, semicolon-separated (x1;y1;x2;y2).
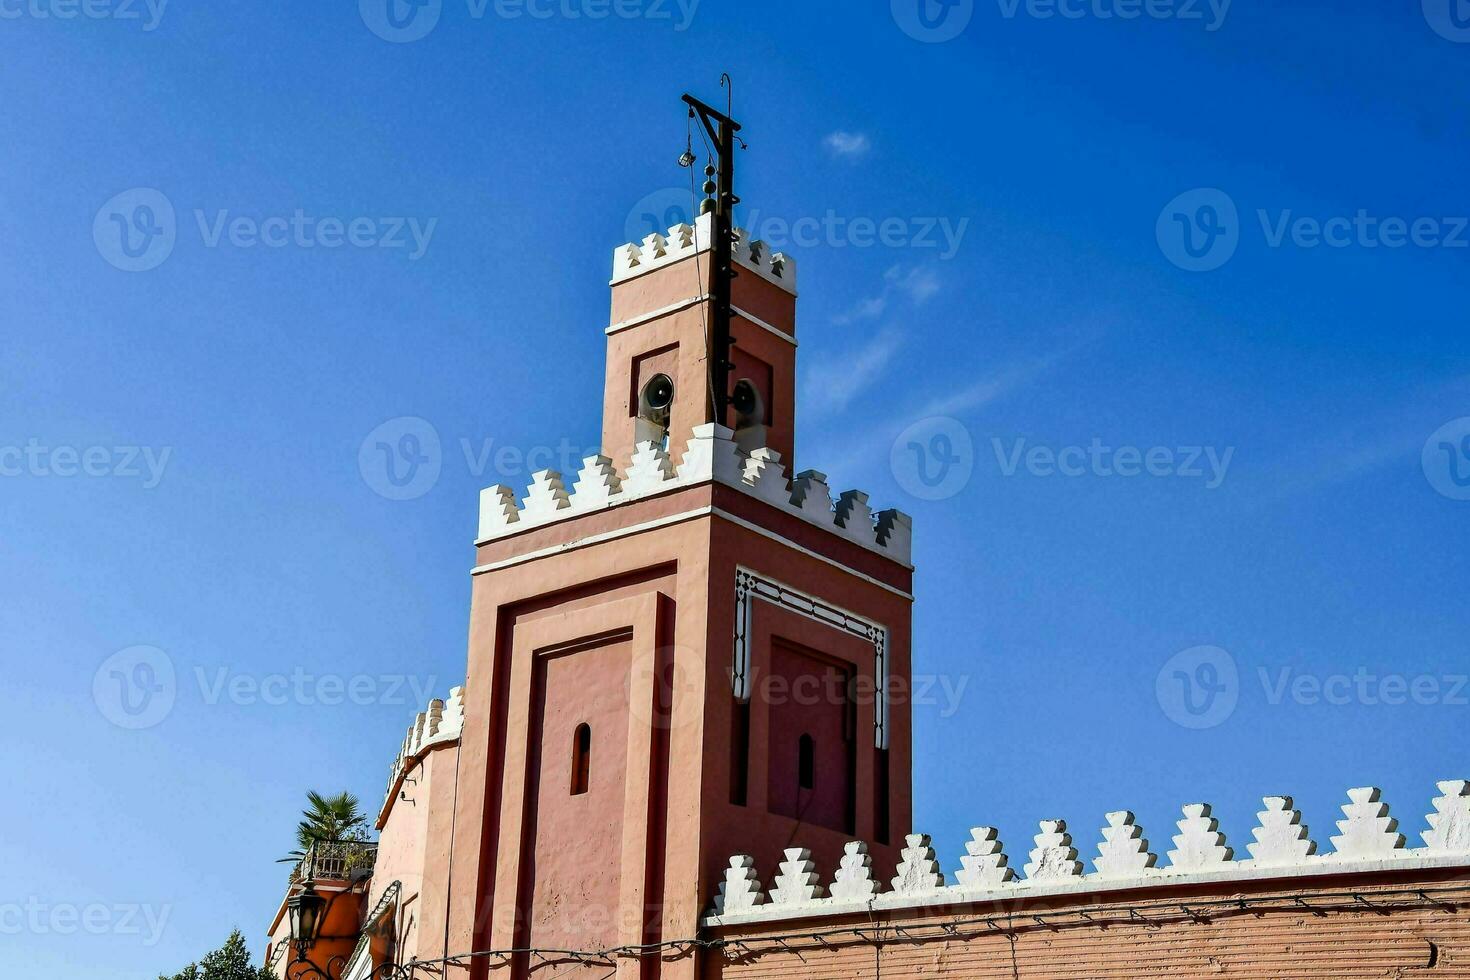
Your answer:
366;882;1469;978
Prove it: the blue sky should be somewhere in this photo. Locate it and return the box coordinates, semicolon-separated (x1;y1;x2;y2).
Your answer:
4;0;1470;975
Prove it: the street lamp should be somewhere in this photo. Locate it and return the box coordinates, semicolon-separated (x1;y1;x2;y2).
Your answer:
287;882;326;954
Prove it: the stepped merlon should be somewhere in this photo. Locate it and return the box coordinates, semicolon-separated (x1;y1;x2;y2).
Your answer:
612;212;797;294
477;423;914;566
706;779;1470;925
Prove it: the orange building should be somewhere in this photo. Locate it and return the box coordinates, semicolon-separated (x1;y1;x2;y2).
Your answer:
268;176;1470;980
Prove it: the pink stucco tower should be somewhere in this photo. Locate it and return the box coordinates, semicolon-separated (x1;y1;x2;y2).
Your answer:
413;211;915;980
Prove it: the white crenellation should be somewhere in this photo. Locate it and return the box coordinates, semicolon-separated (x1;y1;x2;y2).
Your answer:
1025;820;1083;880
474;427;912;565
875;509;912;555
1423;780;1470;854
830;841;880;902
742;447;791;506
1329;786;1405;858
641;230;669;262
1168;803;1234;870
622;440;677;497
616;243;641;277
1246;796;1316;866
769;848;826;905
678;423;744;485
1094;811;1157;876
955;827;1016;888
521;470;571;522
892;834;946;893
733;226;797;289
835;491;877;547
714;855;765;915
383;687;466;812
790;470;834;521
612;212;796;294
706;779;1470;923
439;686;465;733
478;485;519;539
570;455;621;511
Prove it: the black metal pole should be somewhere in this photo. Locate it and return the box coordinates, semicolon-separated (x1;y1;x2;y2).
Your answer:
682;92;741;427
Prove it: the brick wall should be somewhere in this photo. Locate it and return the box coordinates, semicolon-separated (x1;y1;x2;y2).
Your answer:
704;868;1470;979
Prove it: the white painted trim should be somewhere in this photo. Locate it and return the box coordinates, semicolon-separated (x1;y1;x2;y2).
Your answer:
339;881;401;980
712;509;913;597
477;428;912;566
608;247;704;288
472;504;914;601
603;295;797;349
605;294;710;335
733;567;891;748
609;221;799;296
732;305;798;347
705;850;1470;929
472;506;713;574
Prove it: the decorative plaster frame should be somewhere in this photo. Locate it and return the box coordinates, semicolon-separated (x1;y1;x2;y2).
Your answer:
732;567;890;749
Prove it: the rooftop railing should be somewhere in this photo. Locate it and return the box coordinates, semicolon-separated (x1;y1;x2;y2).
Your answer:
289;839;378;884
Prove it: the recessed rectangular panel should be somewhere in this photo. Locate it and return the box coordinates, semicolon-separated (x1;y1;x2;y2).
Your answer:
764;640;855;834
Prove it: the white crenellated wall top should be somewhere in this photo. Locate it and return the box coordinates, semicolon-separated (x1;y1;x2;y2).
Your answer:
476;423;913;567
379;686;465;822
611;211;797;294
707;780;1470;925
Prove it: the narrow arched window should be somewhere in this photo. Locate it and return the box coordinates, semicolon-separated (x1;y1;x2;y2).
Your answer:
798;733;815;790
571;723;591;796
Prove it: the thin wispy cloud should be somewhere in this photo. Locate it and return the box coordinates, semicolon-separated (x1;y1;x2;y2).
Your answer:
832;265;940;327
832;295;887;326
823;131;872;159
886;265;941;304
804;328;906;418
808;263;958;461
803;338;1099;483
914;355;1059;419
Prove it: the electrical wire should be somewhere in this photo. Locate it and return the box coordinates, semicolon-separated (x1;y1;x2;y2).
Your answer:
689;108;726;424
371;882;1469;978
687;109;717;424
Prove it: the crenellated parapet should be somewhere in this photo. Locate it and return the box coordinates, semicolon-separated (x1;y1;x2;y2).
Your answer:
705;780;1470;925
611;212;797;294
379;687;465;822
477;424;913;566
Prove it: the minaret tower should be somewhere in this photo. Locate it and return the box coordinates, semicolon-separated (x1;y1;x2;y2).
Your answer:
435;95;915;980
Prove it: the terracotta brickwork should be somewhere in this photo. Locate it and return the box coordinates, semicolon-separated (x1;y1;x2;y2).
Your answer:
703;868;1470;978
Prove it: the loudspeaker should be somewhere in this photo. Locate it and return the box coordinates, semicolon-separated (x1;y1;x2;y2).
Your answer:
639;374;675;427
731;378;763;429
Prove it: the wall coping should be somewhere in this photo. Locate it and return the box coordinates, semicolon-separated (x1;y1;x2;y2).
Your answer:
707;782;1470;927
476;424;913;568
376;687;465;829
611;211;797;295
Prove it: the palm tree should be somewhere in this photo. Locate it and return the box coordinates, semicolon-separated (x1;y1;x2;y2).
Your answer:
279;790;370;868
294;790;367;852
